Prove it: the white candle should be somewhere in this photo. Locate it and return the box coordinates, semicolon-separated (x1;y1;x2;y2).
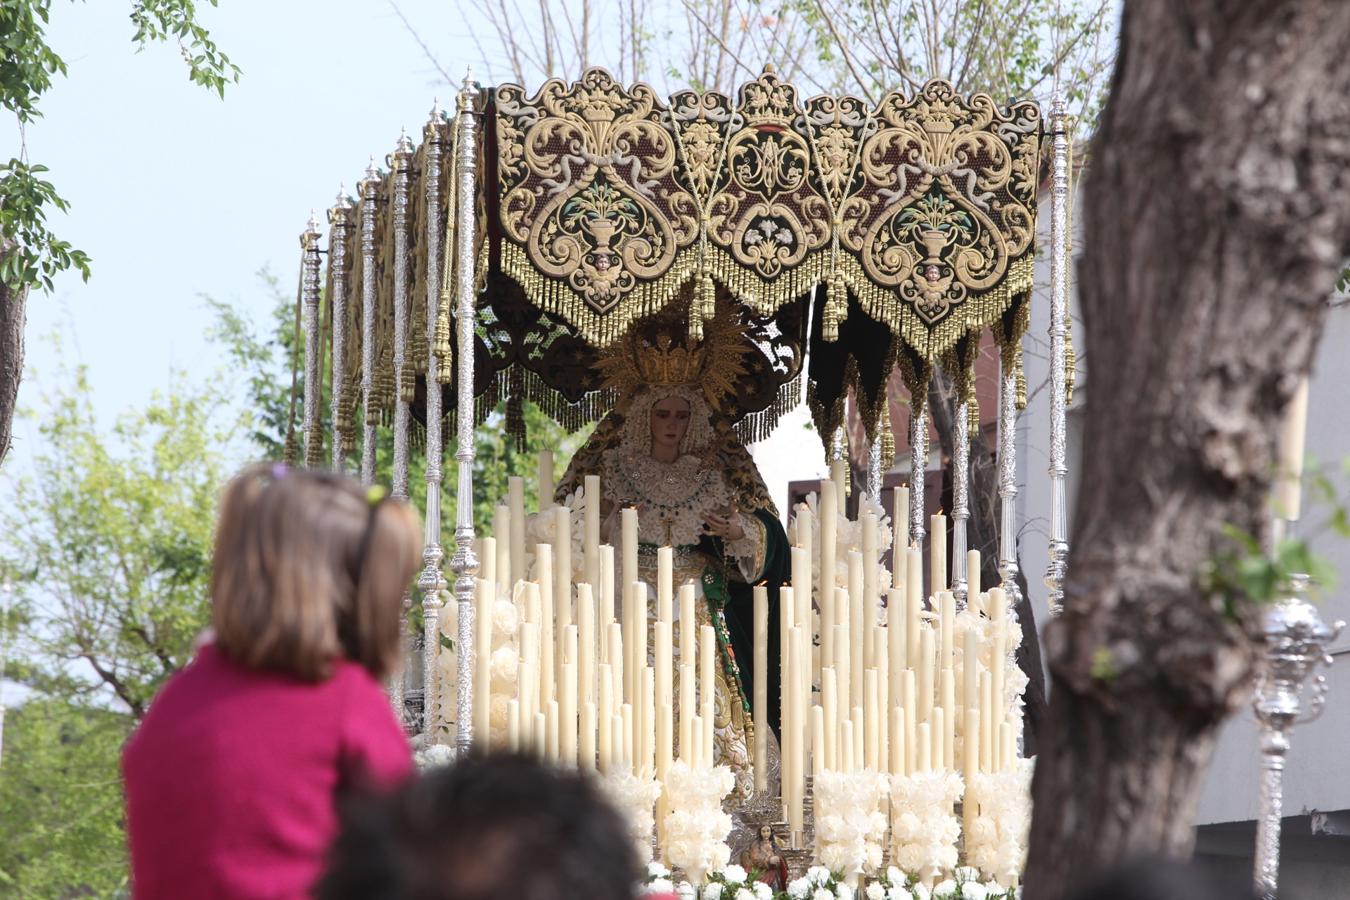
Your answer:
508;477;526;589
537;450;554;509
699;624;716;765
917;722;931;772
518;660;535;751
919;627;935;724
600;545;616;652
493;505;510;586
890;705;905;776
779;581;793;756
787;629;804;829
905;549;923;664
940;669;955;769
632;581;648;704
690;714;703;769
1276;377;1310;520
620;703;634;773
555;507;572;656
538;545;555;703
607;623;624;721
830;458;847;498
655;622;673;769
621;508;639;593
581;702;597;770
875;628;889;774
474;579;493;748
849;551;864;708
821;667;838;770
546;699;560;761
507;699;521;752
584;474;601;590
753;585;769;793
833;621;850;727
820;480;838;669
841;718;855;772
578;584;596;707
480;537;497;592
893;485;910;549
979;671;993;773
991;588;1007;738
902;669;917;775
862;512;879;666
940;591;955;671
930;512;947;592
533;711;547;761
598;662;613;771
931;706;944;770
795;505;813;598
679;662;695;762
657;547;673;624
864;669;879;770
560;661;577;765
642;666;656;775
888;588;906;715
812;705;826;779
967;549;981;601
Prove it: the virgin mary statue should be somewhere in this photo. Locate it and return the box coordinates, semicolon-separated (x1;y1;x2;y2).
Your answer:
556;317;789;798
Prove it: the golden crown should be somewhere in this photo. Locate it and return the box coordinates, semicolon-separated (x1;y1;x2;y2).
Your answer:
632;335;706;385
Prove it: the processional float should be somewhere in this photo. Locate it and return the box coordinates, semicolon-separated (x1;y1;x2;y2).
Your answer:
285;65;1135;892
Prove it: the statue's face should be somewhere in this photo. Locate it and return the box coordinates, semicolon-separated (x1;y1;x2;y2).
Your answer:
649;395;692;455
759;825;772;840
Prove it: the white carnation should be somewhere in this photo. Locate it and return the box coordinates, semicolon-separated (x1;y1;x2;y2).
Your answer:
648;879;675;895
808;867;832;886
962;884;989;900
723;865;747;884
735;889;755;900
932;881;957;899
813;889;835;900
753;883;773;900
886;867;904;887
788;878;812;899
887;888;913;900
704;883;723;900
866;884;886;900
491;598;519;636
649;862;672;879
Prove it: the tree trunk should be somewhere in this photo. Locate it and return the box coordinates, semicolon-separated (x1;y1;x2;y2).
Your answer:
0;247;27;467
1024;2;1350;897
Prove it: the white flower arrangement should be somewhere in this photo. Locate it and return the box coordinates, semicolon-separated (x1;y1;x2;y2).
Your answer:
814;769;890;877
646;866;769;900
876;864;1014;900
785;865;855;900
964;759;1033;887
600;769;664;863
661;761;735;884
889;769;964;881
410;738;455;771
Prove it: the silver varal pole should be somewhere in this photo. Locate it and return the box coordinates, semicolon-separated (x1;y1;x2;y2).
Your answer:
1252;572;1343;899
451;77;481;754
909;398;928;555
328;188;352;472
359;159;380;486
951;399;970;607
390;131;416;731
418;101;448;744
997;355;1022;616
300;212;323;469
1044;94;1071;617
867;436;883;507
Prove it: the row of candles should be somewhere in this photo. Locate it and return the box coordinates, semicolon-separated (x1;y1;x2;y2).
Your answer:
460;454;1024;848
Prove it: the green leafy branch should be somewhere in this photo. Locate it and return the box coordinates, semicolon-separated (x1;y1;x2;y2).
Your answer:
1201;458;1350;618
0;1;239;293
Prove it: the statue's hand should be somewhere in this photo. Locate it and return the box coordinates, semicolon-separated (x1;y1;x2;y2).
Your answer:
704;507;745;541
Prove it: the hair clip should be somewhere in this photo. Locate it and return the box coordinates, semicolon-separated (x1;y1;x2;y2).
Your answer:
270;462;290;480
366;485;388;506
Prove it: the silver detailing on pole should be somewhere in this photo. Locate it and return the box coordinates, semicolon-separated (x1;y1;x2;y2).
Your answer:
451;77;481;754
359;158;380;486
328;187;352;472
1045;94;1071;617
951;400;970;608
908;399;927;554
300;212;323;469
1251;573;1343;900
997;356;1021;616
418;102;448;744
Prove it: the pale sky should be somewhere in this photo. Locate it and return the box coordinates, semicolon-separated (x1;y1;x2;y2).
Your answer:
16;1;478;446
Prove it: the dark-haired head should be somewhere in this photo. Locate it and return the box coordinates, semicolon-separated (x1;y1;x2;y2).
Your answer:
210;462;422;681
317;753;641;900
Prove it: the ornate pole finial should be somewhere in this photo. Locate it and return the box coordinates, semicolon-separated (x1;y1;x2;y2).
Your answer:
364;155;380;182
1251;574;1344;900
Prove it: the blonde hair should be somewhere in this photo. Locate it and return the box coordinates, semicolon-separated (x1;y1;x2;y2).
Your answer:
210;463;422;681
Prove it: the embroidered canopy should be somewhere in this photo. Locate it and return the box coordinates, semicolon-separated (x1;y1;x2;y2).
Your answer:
325;68;1042;455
